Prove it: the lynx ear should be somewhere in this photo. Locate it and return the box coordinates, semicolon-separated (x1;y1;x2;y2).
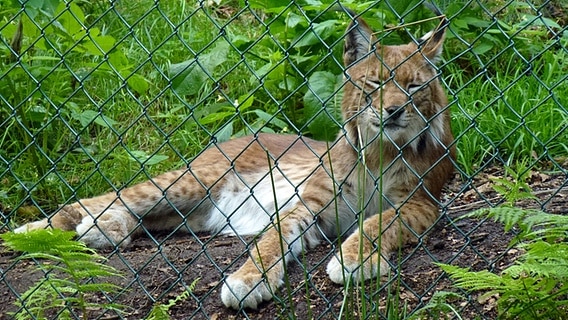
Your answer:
417;14;449;64
343;12;375;66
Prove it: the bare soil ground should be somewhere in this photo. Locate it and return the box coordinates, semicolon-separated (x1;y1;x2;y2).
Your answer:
1;165;567;319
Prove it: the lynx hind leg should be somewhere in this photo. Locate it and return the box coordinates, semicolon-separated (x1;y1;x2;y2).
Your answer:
75;205;138;248
14;203;83;233
15;201;138;249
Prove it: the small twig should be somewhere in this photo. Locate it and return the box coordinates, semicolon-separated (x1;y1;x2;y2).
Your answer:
372;15;445;36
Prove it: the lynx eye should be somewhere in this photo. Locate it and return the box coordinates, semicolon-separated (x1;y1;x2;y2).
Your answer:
407;83;423;94
364;79;383;90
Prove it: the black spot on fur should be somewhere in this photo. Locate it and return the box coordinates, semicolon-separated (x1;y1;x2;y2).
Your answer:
417;134;427;154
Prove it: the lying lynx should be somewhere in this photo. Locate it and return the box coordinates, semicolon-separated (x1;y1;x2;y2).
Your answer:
15;11;454;309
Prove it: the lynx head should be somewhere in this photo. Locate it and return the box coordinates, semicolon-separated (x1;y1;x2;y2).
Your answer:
341;12;450;154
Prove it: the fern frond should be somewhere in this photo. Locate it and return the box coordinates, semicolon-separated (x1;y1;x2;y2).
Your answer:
438;264;507;291
145;279;199;320
1;229;78;253
188;277;199;292
522;241;568;260
2;230;125;318
409;291;465;320
504;241;568;279
462;207;536;233
522;212;568;240
444;204;568;319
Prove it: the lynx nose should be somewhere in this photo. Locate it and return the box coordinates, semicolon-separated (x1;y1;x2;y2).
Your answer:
385;105;404;120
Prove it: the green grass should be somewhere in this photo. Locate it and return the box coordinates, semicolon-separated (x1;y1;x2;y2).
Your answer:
2;229;125;319
449;48;568;175
2;0;565;212
440;205;568;319
0;0;270;211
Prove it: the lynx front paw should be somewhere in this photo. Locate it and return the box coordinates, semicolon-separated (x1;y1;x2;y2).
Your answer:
220;274;273;309
326;254;388;284
326;255;360;284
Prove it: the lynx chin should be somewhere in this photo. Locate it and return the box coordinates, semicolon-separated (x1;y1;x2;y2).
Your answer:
15;10;455;310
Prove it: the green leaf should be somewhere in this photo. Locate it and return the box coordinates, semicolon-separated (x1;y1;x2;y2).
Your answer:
2;229;125;318
127;74;150;95
199;111;235;125
253;61;276;81
293;19;339;48
128;151;169;165
23;0;59;19
518;15;561;29
73;110;117;129
26;105;50;124
303;71;343;140
2;229;77;253
55;2;85;36
170;41;229;96
214;121;234;142
472;41;494;55
461;16;492;28
439;263;505;291
450;18;469;30
229;35;253;50
286;12;307;29
108;51;130;69
82;29;117;55
252;109;288;130
245;0;288;12
236;94;254;111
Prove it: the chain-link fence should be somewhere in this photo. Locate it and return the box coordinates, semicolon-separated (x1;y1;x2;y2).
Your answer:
1;0;567;319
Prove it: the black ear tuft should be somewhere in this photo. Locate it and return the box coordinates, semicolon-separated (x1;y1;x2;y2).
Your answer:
343;10;374;67
418;2;449;63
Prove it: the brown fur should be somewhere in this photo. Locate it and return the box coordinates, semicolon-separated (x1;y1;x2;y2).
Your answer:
15;13;455;309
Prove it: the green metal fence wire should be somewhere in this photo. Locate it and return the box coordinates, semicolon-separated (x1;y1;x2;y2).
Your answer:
0;0;567;319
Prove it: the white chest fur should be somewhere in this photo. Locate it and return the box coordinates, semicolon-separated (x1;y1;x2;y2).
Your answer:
205;169;306;235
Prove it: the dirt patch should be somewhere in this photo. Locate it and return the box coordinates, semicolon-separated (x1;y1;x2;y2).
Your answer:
1;166;567;319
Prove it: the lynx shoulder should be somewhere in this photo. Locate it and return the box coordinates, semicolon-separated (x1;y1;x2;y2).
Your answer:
15;10;455;310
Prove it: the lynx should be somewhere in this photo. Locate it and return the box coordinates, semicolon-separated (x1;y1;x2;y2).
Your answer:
15;11;455;310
